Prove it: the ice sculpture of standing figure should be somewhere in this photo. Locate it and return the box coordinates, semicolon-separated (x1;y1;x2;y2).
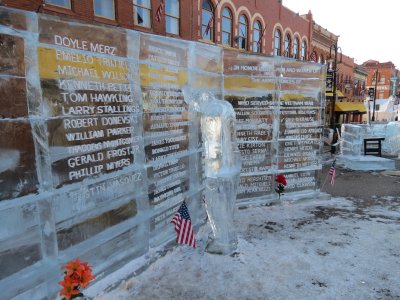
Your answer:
195;92;241;254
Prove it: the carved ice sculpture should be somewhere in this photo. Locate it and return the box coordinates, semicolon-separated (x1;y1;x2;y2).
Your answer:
195;92;241;254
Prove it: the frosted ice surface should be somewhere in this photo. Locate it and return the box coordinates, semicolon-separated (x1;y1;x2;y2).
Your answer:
196;92;241;254
0;149;20;172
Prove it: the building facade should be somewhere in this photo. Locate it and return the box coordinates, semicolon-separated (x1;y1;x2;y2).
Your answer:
364;60;397;100
352;64;368;102
309;18;338;65
2;0;314;60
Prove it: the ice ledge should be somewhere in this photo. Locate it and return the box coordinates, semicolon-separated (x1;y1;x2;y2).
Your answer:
337;155;396;171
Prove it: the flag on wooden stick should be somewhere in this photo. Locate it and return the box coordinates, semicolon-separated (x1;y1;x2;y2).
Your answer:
171;201;196;248
257;25;267;47
155;0;165;22
329;158;336;186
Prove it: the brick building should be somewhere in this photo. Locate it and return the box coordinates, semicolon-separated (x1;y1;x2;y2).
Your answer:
5;0;397;126
308;15;338;65
2;0;314;60
363;60;398;100
336;53;355;100
352;64;368;102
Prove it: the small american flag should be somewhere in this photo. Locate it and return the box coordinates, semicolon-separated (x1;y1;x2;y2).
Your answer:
155;0;165;22
205;15;213;35
309;51;317;62
329;159;336;186
171;201;196;248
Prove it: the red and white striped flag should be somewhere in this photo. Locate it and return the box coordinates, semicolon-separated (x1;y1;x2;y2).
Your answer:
257;25;267;47
155;0;165;22
171;201;196;248
309;51;317;62
329;158;336;186
205;15;213;35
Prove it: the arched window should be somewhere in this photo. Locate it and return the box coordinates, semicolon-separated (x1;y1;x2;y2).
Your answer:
284;33;291;57
238;15;248;50
165;0;180;35
252;21;262;53
293;37;299;59
318;54;323;64
202;0;214;41
301;40;307;60
222;8;232;46
133;0;151;27
274;29;281;56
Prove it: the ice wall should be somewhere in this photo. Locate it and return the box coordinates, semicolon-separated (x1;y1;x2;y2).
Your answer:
224;52;325;204
340;124;364;156
0;6;325;298
341;122;400;156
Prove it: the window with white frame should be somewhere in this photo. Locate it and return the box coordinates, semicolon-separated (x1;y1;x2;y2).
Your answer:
284;33;291;57
274;29;281;56
252;21;262;53
133;0;151;28
221;8;232;46
301;40;307;60
379;74;385;84
238;15;248;50
94;0;115;19
45;0;70;8
293;37;299;59
165;0;180;35
202;0;214;40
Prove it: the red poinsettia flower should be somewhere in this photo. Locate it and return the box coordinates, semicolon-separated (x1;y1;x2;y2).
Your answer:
64;259;85;277
275;174;287;186
59;279;80;300
59;259;95;300
79;268;96;288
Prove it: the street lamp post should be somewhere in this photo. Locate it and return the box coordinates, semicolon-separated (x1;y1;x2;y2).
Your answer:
371;67;379;121
329;43;342;130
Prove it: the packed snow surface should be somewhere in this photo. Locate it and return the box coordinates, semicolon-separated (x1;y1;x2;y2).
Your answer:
91;195;400;300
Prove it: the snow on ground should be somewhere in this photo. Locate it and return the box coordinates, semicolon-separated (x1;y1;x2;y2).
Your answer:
91;195;400;300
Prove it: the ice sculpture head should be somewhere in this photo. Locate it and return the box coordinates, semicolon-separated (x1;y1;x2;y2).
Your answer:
197;92;241;178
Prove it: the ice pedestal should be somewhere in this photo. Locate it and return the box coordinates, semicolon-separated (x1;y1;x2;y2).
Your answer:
204;177;238;254
195;93;241;254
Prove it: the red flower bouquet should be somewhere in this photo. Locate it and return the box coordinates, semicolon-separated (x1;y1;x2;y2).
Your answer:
275;174;287;199
59;259;95;300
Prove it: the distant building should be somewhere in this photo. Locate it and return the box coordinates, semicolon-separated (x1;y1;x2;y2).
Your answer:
336;54;355;101
308;16;338;65
352;64;368;103
363;60;397;100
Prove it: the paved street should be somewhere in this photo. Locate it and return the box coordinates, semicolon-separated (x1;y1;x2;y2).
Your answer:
321;158;400;201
